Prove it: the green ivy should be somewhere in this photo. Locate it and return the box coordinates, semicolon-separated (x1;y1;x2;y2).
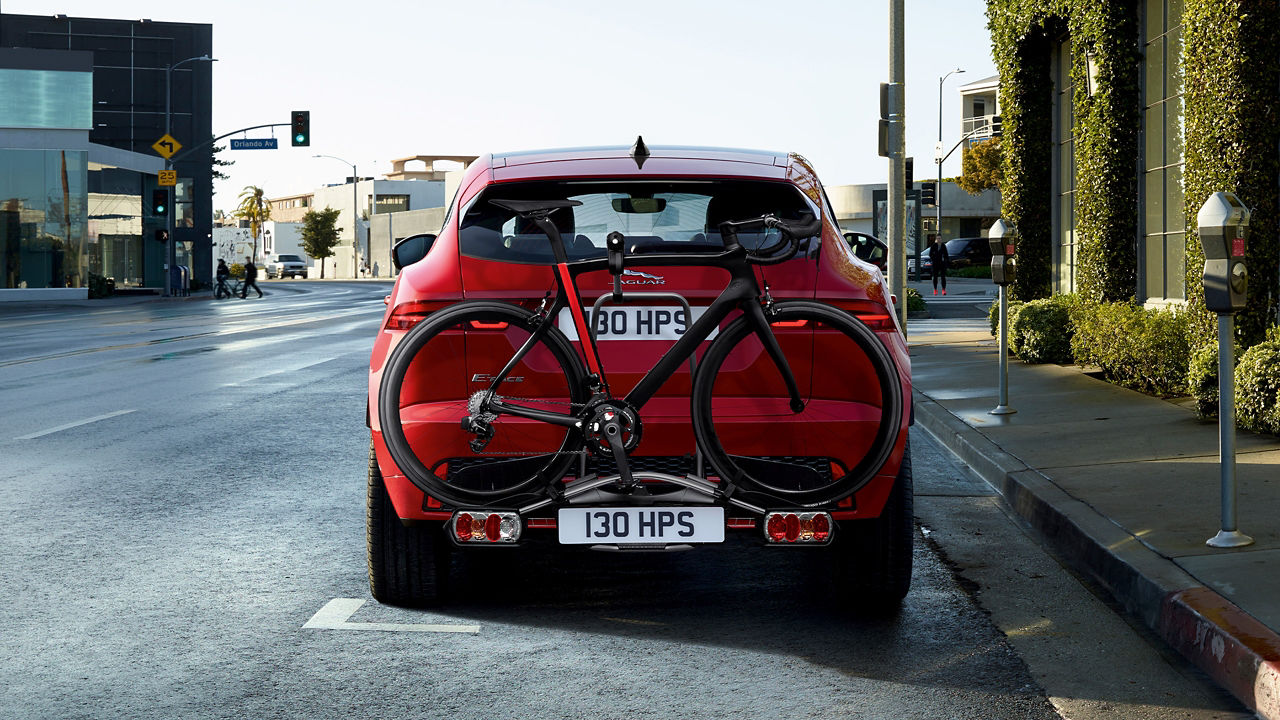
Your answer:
989;0;1280;341
989;1;1140;303
1182;0;1280;348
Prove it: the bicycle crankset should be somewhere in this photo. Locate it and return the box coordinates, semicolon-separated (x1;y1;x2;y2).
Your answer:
583;400;642;489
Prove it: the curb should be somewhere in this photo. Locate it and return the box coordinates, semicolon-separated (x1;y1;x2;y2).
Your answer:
913;390;1280;720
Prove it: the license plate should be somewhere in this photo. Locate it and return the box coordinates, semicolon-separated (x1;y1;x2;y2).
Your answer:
557;507;725;544
558;306;716;341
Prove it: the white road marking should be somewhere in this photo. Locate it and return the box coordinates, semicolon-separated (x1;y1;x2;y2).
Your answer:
16;409;137;440
302;598;480;633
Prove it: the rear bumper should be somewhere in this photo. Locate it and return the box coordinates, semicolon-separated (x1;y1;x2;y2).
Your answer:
370;424;908;526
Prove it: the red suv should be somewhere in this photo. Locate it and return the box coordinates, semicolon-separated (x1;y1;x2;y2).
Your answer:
367;144;913;610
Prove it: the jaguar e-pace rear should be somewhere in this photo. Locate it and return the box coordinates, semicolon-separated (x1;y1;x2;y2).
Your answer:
366;144;912;611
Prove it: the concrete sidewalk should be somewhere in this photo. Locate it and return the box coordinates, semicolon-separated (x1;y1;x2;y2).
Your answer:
909;323;1280;720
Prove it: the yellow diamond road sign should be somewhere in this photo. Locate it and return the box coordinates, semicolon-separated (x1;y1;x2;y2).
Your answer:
152;134;181;159
158;170;177;186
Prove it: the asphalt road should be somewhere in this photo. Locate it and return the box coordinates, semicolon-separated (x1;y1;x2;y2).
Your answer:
0;281;1244;719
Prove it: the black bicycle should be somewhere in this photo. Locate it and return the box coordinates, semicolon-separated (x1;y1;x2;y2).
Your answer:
214;277;241;299
378;199;904;512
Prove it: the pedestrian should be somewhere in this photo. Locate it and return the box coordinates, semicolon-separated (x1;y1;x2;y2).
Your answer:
928;236;949;296
215;259;231;296
240;256;262;298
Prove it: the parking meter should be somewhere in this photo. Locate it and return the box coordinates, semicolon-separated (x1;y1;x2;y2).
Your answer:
988;218;1016;415
1197;192;1249;313
988;219;1016;286
1198;191;1255;549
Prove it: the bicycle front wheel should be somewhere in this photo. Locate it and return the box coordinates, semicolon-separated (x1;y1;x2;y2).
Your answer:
691;301;904;507
378;301;588;508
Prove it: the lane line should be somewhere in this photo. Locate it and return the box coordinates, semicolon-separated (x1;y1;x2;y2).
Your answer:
302;598;480;633
16;409;137;440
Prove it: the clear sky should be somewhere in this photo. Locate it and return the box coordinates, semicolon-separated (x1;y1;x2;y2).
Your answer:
5;0;996;214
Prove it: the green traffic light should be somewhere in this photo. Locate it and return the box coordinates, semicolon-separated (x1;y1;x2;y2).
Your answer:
295;134;306;143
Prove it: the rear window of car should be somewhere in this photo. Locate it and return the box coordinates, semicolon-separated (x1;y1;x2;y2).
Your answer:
277;255;302;262
459;179;817;264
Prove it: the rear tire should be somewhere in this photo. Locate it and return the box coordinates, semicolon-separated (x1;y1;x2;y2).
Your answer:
367;439;449;607
830;437;913;613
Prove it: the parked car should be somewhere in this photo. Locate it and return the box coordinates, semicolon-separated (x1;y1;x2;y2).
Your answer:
845;232;887;273
367;143;913;611
942;237;992;270
908;236;993;279
266;254;308;279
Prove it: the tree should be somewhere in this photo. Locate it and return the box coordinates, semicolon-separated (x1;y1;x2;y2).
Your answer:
211;137;233;181
301;207;342;279
958;137;1004;195
233;185;271;260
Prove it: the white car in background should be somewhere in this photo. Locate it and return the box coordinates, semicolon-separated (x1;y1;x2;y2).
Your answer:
266;254;308;279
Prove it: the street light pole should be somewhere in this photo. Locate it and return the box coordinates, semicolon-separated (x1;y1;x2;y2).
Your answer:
935;67;964;277
313;154;360;278
163;54;214;297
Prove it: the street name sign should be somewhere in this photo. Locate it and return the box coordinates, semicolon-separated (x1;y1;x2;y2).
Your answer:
230;138;279;150
152;134;181;159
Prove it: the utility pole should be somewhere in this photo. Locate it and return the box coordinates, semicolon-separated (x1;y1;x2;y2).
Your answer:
937;68;964;268
888;0;907;333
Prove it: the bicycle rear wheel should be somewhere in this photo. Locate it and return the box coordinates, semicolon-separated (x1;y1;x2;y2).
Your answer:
691;300;903;507
378;301;588;507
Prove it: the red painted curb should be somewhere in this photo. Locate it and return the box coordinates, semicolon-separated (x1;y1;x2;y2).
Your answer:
1159;586;1280;720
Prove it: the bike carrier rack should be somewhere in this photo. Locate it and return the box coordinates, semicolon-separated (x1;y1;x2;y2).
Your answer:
518;472;766;516
578;291;707;481
517;291;744;518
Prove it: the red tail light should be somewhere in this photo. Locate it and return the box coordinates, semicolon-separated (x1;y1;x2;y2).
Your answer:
763;512;834;545
385;301;451;331
469;321;509;330
770;319;809;328
855;314;895;331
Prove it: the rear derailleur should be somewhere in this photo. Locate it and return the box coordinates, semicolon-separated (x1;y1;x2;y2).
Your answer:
461;390;496;452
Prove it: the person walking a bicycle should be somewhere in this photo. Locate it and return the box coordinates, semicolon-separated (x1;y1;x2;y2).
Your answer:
215;259;232;297
239;256;263;299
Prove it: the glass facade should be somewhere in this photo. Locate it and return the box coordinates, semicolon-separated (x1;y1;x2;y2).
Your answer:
87;165;156;288
0;149;88;289
0;68;92;129
1142;0;1186;301
1053;37;1078;294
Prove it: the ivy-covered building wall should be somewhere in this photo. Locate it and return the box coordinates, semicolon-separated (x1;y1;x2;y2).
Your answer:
988;0;1280;346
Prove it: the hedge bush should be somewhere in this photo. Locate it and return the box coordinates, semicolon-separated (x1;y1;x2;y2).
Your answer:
1071;301;1191;396
1011;296;1077;364
1187;342;1222;419
906;287;927;313
1235;340;1280;436
987;298;1026;354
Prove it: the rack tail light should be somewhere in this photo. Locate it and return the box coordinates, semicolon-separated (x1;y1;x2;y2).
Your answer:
763;511;832;544
452;511;521;544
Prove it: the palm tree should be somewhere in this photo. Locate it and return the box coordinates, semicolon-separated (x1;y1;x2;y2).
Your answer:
233;185;271;261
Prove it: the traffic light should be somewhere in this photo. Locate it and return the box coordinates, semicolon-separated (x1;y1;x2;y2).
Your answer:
291;110;310;147
154;229;169;244
921;181;937;206
152;188;168;216
905;157;914;194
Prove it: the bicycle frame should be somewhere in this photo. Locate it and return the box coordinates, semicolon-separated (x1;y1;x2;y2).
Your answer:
481;222;805;429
